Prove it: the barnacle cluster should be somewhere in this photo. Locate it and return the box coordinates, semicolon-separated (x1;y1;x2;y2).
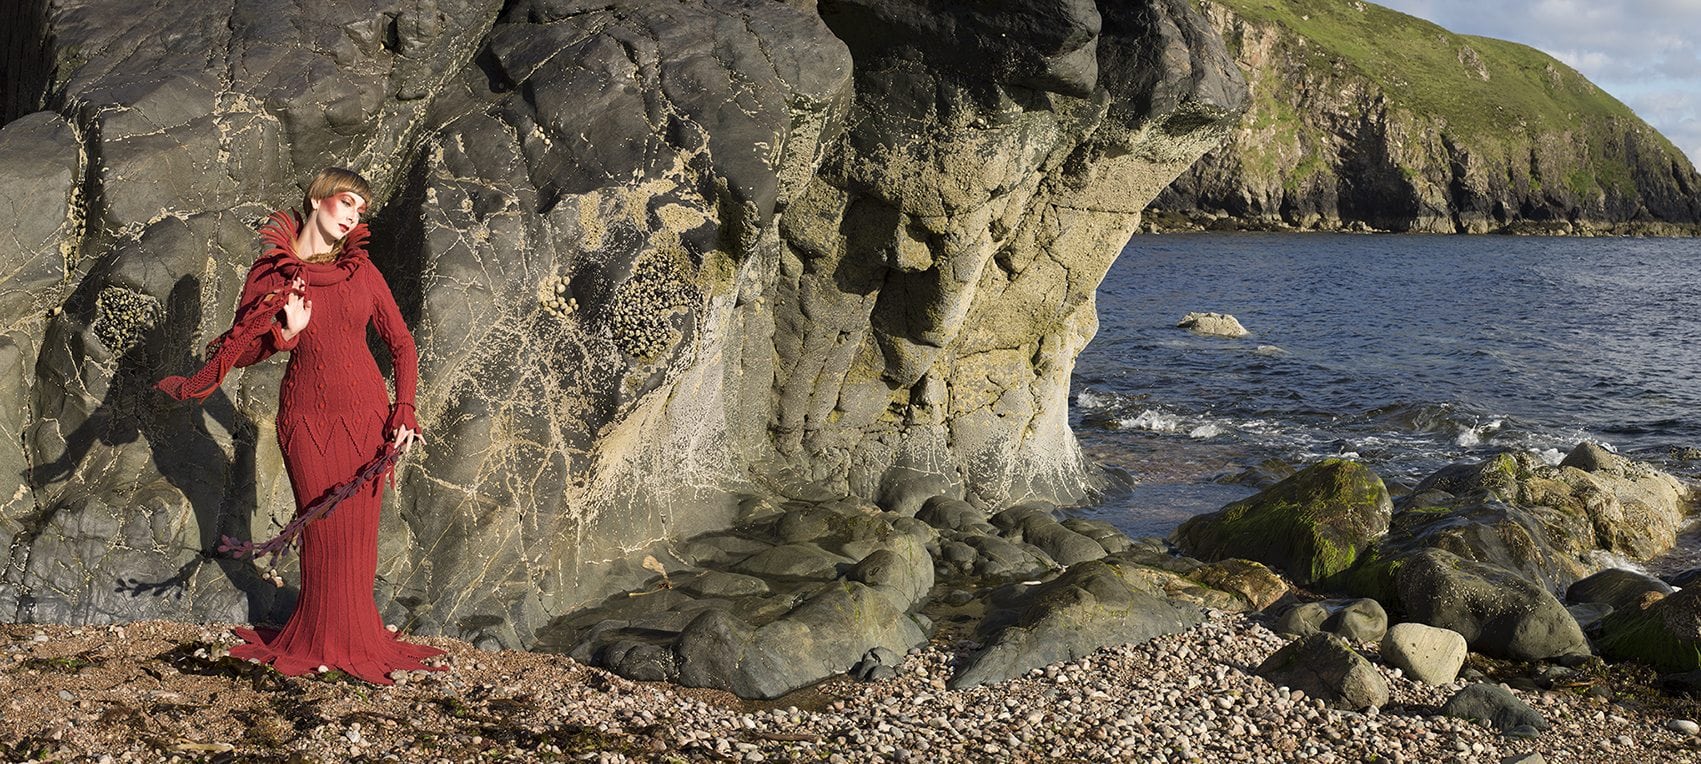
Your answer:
607;251;698;361
539;275;578;318
92;286;163;355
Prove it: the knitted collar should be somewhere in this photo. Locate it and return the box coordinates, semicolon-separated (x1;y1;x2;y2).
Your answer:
258;209;370;286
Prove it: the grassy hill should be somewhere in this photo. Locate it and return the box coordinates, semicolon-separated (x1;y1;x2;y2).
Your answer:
1149;0;1701;234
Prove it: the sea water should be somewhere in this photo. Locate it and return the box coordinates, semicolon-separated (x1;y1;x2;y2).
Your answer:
1071;232;1701;554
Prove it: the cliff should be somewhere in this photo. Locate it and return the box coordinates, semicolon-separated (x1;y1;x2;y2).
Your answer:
1147;0;1701;235
0;0;1244;645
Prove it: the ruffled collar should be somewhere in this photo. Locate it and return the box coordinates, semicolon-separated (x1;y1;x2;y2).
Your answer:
257;209;370;286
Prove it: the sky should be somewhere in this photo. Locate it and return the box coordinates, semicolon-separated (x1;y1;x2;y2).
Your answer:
1375;0;1701;168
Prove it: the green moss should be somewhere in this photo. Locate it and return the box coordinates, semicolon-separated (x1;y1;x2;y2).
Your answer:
1211;0;1695;196
1178;459;1389;585
1598;609;1701;673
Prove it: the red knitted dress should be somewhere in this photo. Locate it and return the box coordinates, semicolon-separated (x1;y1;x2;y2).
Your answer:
161;212;445;684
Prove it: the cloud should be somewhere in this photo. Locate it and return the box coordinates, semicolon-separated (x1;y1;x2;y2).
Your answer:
1377;0;1701;167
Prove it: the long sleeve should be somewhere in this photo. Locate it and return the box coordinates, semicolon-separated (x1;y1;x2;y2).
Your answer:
230;264;299;367
156;258;296;401
368;266;419;433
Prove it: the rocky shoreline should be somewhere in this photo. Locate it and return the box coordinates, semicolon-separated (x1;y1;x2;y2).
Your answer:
8;440;1699;761
6;611;1701;762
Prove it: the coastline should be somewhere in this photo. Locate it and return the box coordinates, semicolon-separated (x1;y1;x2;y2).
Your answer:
6;614;1701;762
1135;210;1701;237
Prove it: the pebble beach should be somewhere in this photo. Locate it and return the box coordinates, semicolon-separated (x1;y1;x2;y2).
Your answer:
6;611;1701;763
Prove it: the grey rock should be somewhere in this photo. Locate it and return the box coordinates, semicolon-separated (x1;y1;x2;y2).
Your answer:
0;0;1248;654
1381;622;1468;685
1667;719;1700;736
1565;602;1614;633
1176;311;1248;337
1397;548;1590;661
1275;598;1385;642
1441;683;1548;733
1061;519;1134;554
1253;633;1389;711
917;496;987;532
963;534;1057;580
1017;517;1107;567
679;570;771;599
951;560;1204;689
731;543;856;580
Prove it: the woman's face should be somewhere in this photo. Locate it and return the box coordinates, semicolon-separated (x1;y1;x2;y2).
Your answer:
309;190;368;244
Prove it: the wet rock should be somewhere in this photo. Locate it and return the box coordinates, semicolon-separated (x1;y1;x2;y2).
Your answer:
1440;683;1548;733
917;497;988;532
1565;602;1614;633
1381;622;1468;685
1253;633;1389;711
1061;519;1135;554
1174;459;1391;585
731;543;856;580
679;571;772;599
1176;311;1249;337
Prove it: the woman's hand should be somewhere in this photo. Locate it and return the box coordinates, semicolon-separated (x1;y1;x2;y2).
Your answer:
392;424;422;453
280;277;312;340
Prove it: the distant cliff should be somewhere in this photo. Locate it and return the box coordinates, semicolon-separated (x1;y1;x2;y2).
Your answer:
1148;0;1701;235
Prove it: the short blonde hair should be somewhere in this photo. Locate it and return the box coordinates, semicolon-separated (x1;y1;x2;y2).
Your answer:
301;166;373;218
299;167;373;260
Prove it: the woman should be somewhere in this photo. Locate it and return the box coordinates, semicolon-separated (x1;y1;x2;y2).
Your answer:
158;167;446;684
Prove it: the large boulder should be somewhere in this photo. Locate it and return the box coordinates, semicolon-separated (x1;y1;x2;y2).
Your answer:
1338;449;1692;607
1395;549;1589;661
951;559;1204;689
1597;585;1701;673
1175;459;1391;585
1254;633;1389;711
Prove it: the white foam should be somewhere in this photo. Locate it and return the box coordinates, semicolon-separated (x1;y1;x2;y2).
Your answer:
1533;447;1565;466
1586;549;1648;575
1453;418;1504;448
1253;345;1287;356
1075;389;1113;410
1119;409;1183;432
1189;423;1225;439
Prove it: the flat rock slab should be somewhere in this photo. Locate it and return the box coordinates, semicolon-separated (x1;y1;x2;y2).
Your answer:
1441;683;1547;732
950;559;1203;689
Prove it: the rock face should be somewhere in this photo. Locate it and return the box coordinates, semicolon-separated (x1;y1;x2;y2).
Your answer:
0;0;1245;646
1147;0;1701;235
1175;459;1391;586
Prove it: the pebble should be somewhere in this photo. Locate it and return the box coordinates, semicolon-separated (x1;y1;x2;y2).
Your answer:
1668;719;1700;736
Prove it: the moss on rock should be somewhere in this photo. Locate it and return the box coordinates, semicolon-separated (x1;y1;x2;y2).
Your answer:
1174;459;1391;585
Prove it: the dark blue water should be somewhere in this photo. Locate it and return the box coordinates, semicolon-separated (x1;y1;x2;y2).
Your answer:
1072;233;1701;538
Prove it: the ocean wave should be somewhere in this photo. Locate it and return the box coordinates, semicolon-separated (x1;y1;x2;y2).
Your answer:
1076;389;1114;410
1118;409;1184;433
1189;423;1225;439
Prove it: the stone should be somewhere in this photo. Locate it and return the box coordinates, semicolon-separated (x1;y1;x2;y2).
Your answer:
916;497;988;532
1598;585;1701;672
1174;459;1392;585
1440;683;1548;733
1188;558;1288;610
1176;312;1249;337
1565;602;1614;633
679;571;772;599
1060;519;1135;555
731;544;856;580
1253;633;1389;711
951;560;1204;689
1275;599;1386;642
1381;622;1468;685
1566;568;1673;613
1396;548;1590;661
1013;516;1107;567
1667;719;1700;736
